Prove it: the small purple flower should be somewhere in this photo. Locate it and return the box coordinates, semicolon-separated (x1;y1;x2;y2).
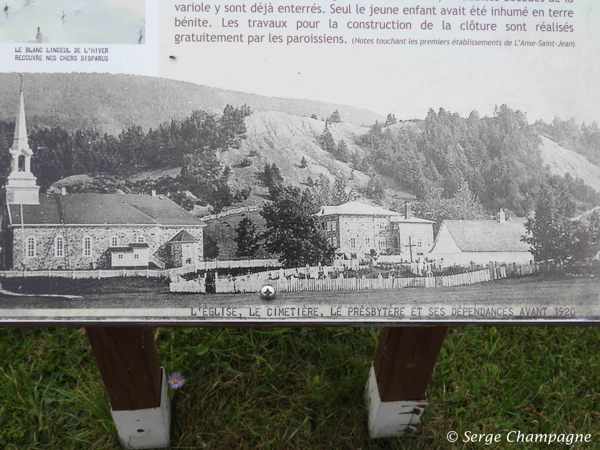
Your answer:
168;372;185;389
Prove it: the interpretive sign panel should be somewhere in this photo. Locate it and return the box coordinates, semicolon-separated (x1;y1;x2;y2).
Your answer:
0;0;599;325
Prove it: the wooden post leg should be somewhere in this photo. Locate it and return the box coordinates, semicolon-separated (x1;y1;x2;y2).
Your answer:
86;327;170;449
365;327;448;439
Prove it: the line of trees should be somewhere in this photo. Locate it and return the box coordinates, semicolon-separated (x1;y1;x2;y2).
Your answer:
522;177;600;263
0;104;252;212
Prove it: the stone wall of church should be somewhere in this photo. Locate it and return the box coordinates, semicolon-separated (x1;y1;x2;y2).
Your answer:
10;225;204;270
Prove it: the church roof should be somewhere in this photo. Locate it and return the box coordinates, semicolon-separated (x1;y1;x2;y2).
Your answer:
168;230;198;243
8;193;205;227
439;219;530;253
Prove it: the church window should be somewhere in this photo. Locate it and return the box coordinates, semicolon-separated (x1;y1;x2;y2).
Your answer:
365;237;371;248
118;253;124;260
350;238;356;249
110;236;119;247
55;236;64;257
134;253;140;259
83;236;92;257
26;236;36;258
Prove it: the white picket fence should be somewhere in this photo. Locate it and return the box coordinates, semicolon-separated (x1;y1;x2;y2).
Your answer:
0;259;281;280
171;267;502;294
0;268;169;279
196;259;281;270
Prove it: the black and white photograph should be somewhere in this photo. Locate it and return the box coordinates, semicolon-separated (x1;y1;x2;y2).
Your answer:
0;0;145;44
0;2;599;449
0;70;598;324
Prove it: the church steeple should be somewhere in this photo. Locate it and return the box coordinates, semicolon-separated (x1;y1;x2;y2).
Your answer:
5;76;39;205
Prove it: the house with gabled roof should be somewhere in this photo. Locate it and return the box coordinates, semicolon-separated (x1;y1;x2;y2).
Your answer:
314;200;434;260
2;81;205;271
167;230;200;268
428;211;533;266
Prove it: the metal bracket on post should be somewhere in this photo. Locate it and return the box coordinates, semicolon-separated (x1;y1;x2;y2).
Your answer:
111;367;171;449
365;363;428;438
366;326;448;439
86;327;170;450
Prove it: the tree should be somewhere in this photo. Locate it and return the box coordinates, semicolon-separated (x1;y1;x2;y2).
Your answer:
320;123;336;153
522;181;576;263
203;234;220;259
328;110;342;123
571;211;600;260
180;151;231;211
310;114;318;120
261;186;334;267
300;156;308;168
331;174;351;205
335;139;350;162
386;114;397;126
234;216;261;257
258;163;284;199
364;176;385;201
414;180;485;234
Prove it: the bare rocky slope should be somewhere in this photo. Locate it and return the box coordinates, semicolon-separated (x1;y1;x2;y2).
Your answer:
220;111;371;197
538;136;600;192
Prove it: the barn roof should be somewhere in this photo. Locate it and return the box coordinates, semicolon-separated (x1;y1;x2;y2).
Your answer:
8;194;205;227
440;219;530;253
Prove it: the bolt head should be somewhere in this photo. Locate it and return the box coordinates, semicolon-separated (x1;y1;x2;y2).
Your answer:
260;284;276;300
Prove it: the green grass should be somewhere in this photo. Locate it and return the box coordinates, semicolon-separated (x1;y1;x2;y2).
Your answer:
0;326;598;449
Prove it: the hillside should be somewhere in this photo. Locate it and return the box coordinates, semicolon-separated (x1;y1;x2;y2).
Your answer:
48;111;390;202
0;73;384;135
1;72;597;217
46;109;600;216
538;136;600;192
220;111;371;196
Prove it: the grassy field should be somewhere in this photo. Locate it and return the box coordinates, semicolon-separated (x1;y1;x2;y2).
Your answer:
0;325;598;449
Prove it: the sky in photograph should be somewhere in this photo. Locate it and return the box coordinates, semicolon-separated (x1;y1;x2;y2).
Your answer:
160;1;600;125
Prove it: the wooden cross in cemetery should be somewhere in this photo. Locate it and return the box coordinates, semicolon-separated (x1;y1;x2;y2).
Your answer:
404;236;416;263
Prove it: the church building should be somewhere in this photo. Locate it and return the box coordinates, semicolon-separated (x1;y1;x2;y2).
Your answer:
2;82;205;271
